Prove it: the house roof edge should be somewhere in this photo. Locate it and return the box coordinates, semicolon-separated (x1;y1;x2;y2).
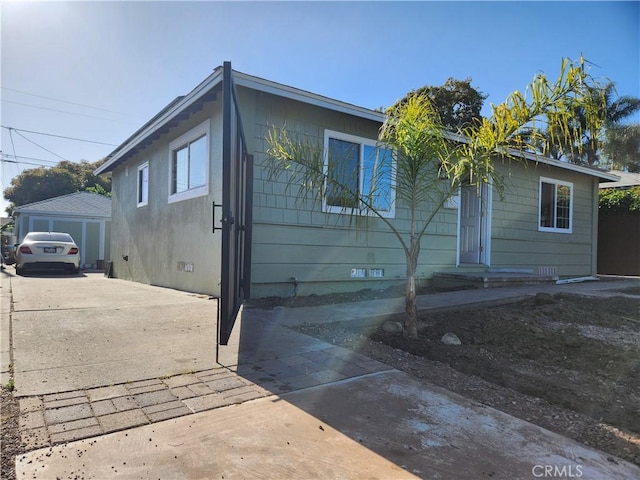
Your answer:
96;66;384;175
95;64;621;183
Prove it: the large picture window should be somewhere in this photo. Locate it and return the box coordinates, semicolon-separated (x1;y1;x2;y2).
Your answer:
169;120;210;203
539;177;573;233
323;130;395;217
137;162;149;207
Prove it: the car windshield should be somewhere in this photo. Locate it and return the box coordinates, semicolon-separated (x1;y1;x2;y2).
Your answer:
25;233;74;243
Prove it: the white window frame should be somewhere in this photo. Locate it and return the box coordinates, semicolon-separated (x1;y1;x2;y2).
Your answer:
538;176;573;234
323;130;396;218
137;162;149;207
168;119;210;204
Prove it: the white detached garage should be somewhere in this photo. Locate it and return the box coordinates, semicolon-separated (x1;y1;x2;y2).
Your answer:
13;192;111;269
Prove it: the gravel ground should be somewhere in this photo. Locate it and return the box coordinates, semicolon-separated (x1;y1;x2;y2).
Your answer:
1;386;22;480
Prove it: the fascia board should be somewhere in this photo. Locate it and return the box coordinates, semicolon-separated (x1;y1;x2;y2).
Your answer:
95;68;225;175
96;68;383;176
233;72;385;123
12;209;111;218
445;133;619;182
95;65;619;184
500;147;620;182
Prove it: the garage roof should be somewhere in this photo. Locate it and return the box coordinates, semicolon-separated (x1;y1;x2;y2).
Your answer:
13;192;111;218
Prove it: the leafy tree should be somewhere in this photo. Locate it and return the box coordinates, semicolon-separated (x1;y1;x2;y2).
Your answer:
602;124;640;173
266;57;606;338
85;183;112;198
3;159;111;214
389;77;487;132
599;186;640;214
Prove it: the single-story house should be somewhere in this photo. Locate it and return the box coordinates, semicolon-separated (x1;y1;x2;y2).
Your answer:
95;63;619;299
13;192;111;269
598;170;640;275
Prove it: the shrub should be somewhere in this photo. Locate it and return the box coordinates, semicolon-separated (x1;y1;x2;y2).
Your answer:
599;186;640;214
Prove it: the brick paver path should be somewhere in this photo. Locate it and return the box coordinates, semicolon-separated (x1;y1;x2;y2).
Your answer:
18;346;390;450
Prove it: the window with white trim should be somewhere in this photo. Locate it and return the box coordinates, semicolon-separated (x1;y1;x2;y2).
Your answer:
539;177;573;233
323;130;395;217
168;119;210;203
137;162;149;207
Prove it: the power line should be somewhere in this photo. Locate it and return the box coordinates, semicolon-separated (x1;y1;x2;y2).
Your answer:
2;99;123;122
1;87;125;115
0;153;59;166
7;129;21;177
8;129;18;163
0;157;57;168
0;126;118;147
11;129;67;161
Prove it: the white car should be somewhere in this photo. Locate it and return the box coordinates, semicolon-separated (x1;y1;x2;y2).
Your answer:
15;232;81;275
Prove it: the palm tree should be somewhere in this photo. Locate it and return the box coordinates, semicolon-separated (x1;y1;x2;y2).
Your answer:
603;124;640;172
544;81;640;166
266;58;606;339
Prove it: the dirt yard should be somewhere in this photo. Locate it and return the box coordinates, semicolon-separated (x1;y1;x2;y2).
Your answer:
374;293;639;433
295;290;640;466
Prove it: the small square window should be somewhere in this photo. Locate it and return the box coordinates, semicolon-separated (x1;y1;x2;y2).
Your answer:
137;162;149;207
539;177;573;233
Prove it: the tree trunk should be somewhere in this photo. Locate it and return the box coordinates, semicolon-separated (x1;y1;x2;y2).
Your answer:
404;197;419;339
404;267;418;338
404;245;419;339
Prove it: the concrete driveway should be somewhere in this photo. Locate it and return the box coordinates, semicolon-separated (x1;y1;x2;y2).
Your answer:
7;271;218;396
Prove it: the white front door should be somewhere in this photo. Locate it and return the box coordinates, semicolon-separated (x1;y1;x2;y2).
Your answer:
459;184;490;265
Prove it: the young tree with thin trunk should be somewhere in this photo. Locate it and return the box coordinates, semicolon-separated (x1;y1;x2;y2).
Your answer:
266;57;605;338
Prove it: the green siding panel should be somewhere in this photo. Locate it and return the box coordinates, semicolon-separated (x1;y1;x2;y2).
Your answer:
489;162;596;276
52;221;83;246
104;221;111;261
85;222;100;266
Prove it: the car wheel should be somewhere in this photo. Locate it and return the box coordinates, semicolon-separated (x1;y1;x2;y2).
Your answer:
15;266;23;276
73;267;81;275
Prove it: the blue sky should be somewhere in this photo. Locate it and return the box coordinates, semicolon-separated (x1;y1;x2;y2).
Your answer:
1;1;639;214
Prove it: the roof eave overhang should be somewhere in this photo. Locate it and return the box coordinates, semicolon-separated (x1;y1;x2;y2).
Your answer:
503;147;620;182
443;131;619;182
95;68;384;176
233;71;384;123
95;68;225;175
12;209;111;218
95;66;618;184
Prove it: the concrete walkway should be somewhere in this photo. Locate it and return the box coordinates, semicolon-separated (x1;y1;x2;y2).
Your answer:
6;272;640;479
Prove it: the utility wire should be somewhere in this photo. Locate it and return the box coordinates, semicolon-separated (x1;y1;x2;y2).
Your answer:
0;153;59;166
8;129;19;165
12;129;67;161
0;126;118;147
2;99;123;122
1;87;125;114
0;157;57;168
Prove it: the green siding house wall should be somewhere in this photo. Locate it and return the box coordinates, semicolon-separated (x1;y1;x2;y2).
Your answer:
96;65;617;298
